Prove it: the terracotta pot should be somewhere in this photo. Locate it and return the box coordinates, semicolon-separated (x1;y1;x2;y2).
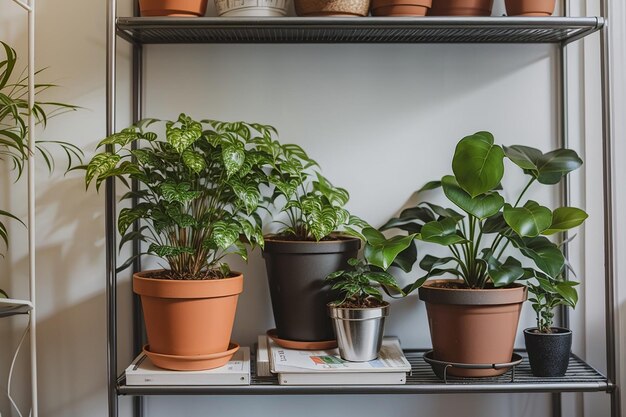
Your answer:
505;0;555;16
428;0;493;16
139;0;208;16
262;236;360;344
524;327;572;377
294;0;371;16
133;270;243;370
419;279;527;377
372;0;431;16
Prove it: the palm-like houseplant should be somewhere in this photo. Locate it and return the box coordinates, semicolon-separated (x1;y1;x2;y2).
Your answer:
261;141;369;346
382;131;587;377
85;114;278;370
0;41;81;298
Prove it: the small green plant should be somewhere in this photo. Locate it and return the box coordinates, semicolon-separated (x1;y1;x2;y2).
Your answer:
382;131;588;294
325;227;415;307
0;41;81;296
528;275;578;333
264;140;366;241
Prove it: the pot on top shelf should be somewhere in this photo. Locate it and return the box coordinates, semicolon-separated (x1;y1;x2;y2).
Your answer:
371;0;431;16
139;0;208;16
294;0;371;16
524;327;572;377
215;0;289;16
428;0;493;16
505;0;555;16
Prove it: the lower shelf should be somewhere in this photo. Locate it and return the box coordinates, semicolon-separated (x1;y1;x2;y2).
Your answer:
117;350;611;396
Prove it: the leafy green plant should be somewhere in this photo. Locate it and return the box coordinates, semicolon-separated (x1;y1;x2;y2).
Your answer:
263;139;366;241
382;131;588;293
0;41;81;296
528;275;578;333
325;226;412;307
84;114;291;280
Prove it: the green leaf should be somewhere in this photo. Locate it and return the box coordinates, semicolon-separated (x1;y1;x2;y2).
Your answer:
222;145;245;178
232;182;261;214
419;218;466;246
380;206;435;233
97;131;138;148
419;255;456;272
510;235;565;279
489;257;525;287
391;240;417;273
148;244;194;258
503;200;552;237
543;207;588;235
452;131;504;197
417;180;441;193
442;175;504;219
482;212;508;234
160;182;201;204
182;149;206;174
118;204;150;235
166;117;202;153
504;145;583;185
166;205;196;228
363;227;415;270
85;153;120;188
212;221;238;250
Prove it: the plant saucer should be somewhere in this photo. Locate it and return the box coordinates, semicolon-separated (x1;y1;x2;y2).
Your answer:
266;328;337;350
143;342;240;371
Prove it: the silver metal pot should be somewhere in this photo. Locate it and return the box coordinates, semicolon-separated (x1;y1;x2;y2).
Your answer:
327;302;389;362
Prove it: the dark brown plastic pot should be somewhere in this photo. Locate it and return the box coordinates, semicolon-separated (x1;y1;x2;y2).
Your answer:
505;0;555;16
419;279;527;377
428;0;493;16
262;236;360;343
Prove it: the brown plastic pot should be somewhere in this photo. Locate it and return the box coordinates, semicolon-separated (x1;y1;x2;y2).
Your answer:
428;0;493;16
419;279;527;377
505;0;555;16
262;236;360;344
372;0;431;16
133;270;243;370
139;0;208;16
294;0;371;16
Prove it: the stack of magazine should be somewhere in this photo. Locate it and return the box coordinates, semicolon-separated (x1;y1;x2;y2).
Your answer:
125;347;250;386
258;336;411;385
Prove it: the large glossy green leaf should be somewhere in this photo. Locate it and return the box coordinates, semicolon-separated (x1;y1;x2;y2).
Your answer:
390;240;417;273
419;254;456;272
482;212;508;234
419;218;466;246
452;131;504;197
442;175;504;219
363;227;416;271
510;235;565;278
503;200;552;237
542;207;588;235
417;180;441;193
488;257;525;287
555;281;579;307
504;145;583;185
380;206;435;233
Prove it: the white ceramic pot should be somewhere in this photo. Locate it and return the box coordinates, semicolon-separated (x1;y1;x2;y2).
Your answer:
215;0;289;16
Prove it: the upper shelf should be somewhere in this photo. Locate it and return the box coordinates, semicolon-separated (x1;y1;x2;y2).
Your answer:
116;16;603;45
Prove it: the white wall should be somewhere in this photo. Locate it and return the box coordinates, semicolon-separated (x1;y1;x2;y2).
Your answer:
0;0;620;416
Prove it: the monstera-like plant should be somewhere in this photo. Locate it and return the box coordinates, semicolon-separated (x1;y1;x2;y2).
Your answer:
85;114;278;370
382;131;587;377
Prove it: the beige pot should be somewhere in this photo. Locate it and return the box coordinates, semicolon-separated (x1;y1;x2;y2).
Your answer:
505;0;555;16
133;270;243;370
295;0;371;16
428;0;493;16
419;279;527;377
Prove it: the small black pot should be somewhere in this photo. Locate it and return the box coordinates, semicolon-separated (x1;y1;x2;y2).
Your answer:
524;327;572;377
262;236;360;342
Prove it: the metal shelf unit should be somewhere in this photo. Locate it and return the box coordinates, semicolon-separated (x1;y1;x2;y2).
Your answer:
116;351;610;396
105;3;619;417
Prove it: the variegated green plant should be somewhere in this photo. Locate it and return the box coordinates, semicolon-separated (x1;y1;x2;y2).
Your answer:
265;143;366;241
85;114;278;280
